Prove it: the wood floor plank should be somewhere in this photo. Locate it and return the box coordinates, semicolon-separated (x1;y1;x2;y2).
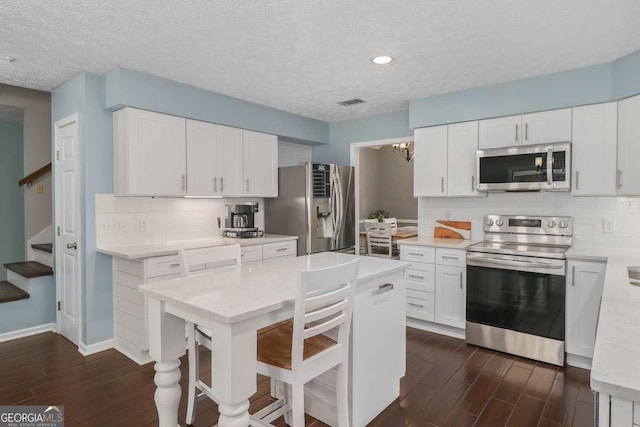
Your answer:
483;353;515;378
475;398;514;427
522;364;558;400
542;378;579;425
493;364;532;404
454;373;500;416
506;394;546;426
450;347;495;384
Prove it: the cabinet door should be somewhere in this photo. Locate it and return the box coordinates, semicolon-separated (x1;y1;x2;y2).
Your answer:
521;108;572;145
478;115;521;149
242;130;278;197
119;108;186;196
447;121;479;196
435;265;466;329
572;103;617;196
413;125;448;197
219;126;244;196
617;95;640;195
186;120;220;196
566;260;606;358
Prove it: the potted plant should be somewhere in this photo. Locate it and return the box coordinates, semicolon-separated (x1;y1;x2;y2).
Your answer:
368;209;390;222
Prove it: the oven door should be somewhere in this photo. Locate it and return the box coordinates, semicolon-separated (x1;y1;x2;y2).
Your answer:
466;252;565;341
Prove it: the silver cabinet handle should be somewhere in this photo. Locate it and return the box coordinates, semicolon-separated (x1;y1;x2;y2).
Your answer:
459;272;463;289
571;265;576;286
170;263;180;268
617;169;623;189
515;124;519;142
546;147;553;186
471;176;475;192
408;274;425;280
181;174;186;191
441;177;444;193
246;178;250;193
67;242;77;249
525;123;529;141
408;302;424;308
575;171;579;190
375;283;394;295
442;255;459;260
408;252;424;257
213;177;217;192
220;177;224;192
276;247;288;252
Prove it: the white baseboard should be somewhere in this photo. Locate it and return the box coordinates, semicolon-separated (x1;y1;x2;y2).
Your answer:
113;343;153;365
566;353;593;369
407;318;466;340
78;338;114;356
0;322;57;343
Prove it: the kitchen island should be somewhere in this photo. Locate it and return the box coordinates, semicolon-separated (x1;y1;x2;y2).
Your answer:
139;252;409;427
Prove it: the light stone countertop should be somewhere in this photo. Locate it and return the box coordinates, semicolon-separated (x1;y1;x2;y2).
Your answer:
139;252;409;324
567;246;640;402
396;236;478;250
97;234;298;260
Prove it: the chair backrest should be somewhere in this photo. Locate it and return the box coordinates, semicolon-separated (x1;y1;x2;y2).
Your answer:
179;244;242;277
365;222;393;258
291;259;359;370
383;217;398;231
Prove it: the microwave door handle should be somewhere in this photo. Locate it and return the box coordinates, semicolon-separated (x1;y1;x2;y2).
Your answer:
547;147;553;186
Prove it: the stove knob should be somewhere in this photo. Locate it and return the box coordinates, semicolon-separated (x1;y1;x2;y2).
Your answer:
558;220;568;229
547;220;557;228
495;219;504;226
485;218;494;226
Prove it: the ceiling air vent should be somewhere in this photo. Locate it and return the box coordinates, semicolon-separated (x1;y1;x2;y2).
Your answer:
337;98;366;106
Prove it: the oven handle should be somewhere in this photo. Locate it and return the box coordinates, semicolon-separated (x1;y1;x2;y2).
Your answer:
467;253;565;275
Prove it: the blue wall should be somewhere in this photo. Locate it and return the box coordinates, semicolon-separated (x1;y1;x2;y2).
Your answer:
0;122;24;280
52;73;113;345
0;277;56;334
105;68;329;145
612;50;640;100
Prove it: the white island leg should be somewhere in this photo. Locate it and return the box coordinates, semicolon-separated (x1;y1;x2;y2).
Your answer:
146;298;187;427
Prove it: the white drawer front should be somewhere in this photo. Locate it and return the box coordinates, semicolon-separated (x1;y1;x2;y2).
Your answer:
241;245;263;263
406;290;435;321
436;248;466;267
406;265;435;293
146;255;181;278
263;241;297;260
400;246;435;264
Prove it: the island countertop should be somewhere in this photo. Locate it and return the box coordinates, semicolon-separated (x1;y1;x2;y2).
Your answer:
96;234;298;259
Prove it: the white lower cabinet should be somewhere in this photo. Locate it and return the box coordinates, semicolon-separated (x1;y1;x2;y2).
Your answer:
566;259;606;361
596;394;640;427
400;245;466;333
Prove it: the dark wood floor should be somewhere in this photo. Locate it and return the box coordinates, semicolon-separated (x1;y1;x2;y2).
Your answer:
0;327;594;426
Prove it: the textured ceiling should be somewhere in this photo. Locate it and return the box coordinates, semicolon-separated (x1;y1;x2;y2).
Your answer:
1;0;639;122
0;105;24;124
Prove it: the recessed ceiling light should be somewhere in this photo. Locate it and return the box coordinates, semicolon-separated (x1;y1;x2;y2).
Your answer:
372;56;393;65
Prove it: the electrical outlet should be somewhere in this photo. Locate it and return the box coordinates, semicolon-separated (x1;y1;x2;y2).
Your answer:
603;219;617;234
36;184;44;194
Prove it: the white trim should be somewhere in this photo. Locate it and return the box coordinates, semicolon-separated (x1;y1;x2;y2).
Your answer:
0;323;57;343
566;353;593;369
113;343;153;365
406;318;466;340
78;338;114;356
349;136;414;254
54;113;83;348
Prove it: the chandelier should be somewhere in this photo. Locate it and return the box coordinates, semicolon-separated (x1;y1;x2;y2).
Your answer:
392;142;414;162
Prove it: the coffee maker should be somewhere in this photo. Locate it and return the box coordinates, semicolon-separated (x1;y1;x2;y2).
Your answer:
223;203;264;238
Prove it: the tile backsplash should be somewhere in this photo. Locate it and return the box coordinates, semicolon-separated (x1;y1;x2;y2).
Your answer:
96;194;264;247
419;192;640;249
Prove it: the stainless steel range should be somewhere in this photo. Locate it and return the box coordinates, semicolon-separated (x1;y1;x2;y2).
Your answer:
465;214;573;366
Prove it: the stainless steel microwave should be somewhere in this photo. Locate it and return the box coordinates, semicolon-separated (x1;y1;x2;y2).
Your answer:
476;142;571;192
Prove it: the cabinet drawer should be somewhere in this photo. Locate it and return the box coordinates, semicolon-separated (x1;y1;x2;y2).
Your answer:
241;245;263;263
400;246;435;264
436;248;466;267
406;291;435;322
146;255;182;278
406;265;435;293
263;241;297;260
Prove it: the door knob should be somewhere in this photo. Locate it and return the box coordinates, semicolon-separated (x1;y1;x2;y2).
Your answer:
67;242;77;250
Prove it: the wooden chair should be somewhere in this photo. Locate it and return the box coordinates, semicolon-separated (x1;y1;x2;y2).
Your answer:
365;222;394;258
181;244;241;426
251;259;359;427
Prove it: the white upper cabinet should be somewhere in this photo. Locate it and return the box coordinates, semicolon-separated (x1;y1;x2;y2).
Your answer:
478;108;571;149
617;94;640;195
186;120;243;197
447;121;479;197
521;108;572;145
414;125;448;197
572;103;617;196
114;108;187;196
242;130;278;197
478;115;521;149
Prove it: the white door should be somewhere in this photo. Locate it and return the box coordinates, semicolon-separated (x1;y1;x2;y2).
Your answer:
617;94;640;195
242;130;278;197
435;265;465;329
572;103;617;196
478;115;521;149
566;260;606;358
413;125;448;196
447;121;479;196
521;108;572;145
54;114;81;346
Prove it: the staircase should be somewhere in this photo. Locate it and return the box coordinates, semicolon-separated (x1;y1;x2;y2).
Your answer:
0;259;54;304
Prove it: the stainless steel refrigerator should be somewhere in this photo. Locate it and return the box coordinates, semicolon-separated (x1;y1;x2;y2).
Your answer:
265;163;355;256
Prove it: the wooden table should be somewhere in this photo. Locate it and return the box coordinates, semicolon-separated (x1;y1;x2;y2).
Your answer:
139;252;409;427
359;225;419;240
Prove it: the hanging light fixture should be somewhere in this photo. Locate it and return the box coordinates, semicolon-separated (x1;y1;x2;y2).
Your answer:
392;142;414;162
